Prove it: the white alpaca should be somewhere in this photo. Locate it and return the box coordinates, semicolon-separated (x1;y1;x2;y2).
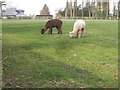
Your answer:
69;19;85;38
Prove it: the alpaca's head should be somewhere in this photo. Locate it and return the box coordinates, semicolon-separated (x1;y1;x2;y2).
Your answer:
40;28;45;34
69;32;74;38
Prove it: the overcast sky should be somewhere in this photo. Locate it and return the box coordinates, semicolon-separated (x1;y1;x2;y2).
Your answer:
4;0;118;16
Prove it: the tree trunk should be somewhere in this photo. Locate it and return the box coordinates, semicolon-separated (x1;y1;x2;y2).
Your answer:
82;0;84;17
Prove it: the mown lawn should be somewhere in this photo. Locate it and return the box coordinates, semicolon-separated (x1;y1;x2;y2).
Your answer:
2;19;118;88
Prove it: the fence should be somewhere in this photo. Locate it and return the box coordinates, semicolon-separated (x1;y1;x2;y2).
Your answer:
1;16;119;20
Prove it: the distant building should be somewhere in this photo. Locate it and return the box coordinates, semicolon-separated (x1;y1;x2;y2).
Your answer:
36;4;53;19
40;4;50;15
16;9;26;17
2;8;17;18
2;7;26;19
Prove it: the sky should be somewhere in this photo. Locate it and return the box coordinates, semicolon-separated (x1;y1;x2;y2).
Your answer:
5;0;68;16
3;0;118;16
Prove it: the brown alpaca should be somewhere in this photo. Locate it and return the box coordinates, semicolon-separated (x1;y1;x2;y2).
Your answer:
40;19;62;34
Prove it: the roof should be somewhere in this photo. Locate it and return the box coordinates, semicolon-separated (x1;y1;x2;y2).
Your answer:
2;8;17;16
2;8;26;17
16;9;24;12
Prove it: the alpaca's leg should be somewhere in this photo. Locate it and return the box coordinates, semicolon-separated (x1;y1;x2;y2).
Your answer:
48;28;52;34
57;27;62;34
77;29;81;38
81;28;85;36
59;29;62;34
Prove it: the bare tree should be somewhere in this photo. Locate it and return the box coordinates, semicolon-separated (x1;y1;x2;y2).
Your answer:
82;0;84;17
118;0;120;19
65;0;69;18
102;2;109;19
91;0;96;18
70;0;72;18
73;0;77;17
87;0;91;18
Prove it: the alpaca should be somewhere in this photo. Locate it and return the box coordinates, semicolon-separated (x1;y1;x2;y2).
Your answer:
40;19;62;34
69;19;85;38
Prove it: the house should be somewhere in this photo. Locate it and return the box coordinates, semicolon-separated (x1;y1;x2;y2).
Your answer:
2;8;17;18
2;7;26;19
16;9;26;17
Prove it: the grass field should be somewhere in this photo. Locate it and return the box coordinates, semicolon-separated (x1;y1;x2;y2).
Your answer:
2;19;118;88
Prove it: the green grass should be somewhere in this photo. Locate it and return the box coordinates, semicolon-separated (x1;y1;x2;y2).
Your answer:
2;19;118;88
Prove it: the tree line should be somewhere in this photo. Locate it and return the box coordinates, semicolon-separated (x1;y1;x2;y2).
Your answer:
56;1;119;19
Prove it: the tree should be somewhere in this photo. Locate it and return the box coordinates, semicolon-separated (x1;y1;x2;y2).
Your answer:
0;0;5;17
57;8;65;17
82;0;84;17
57;0;111;19
76;4;82;17
118;1;120;19
91;0;96;18
86;0;91;18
